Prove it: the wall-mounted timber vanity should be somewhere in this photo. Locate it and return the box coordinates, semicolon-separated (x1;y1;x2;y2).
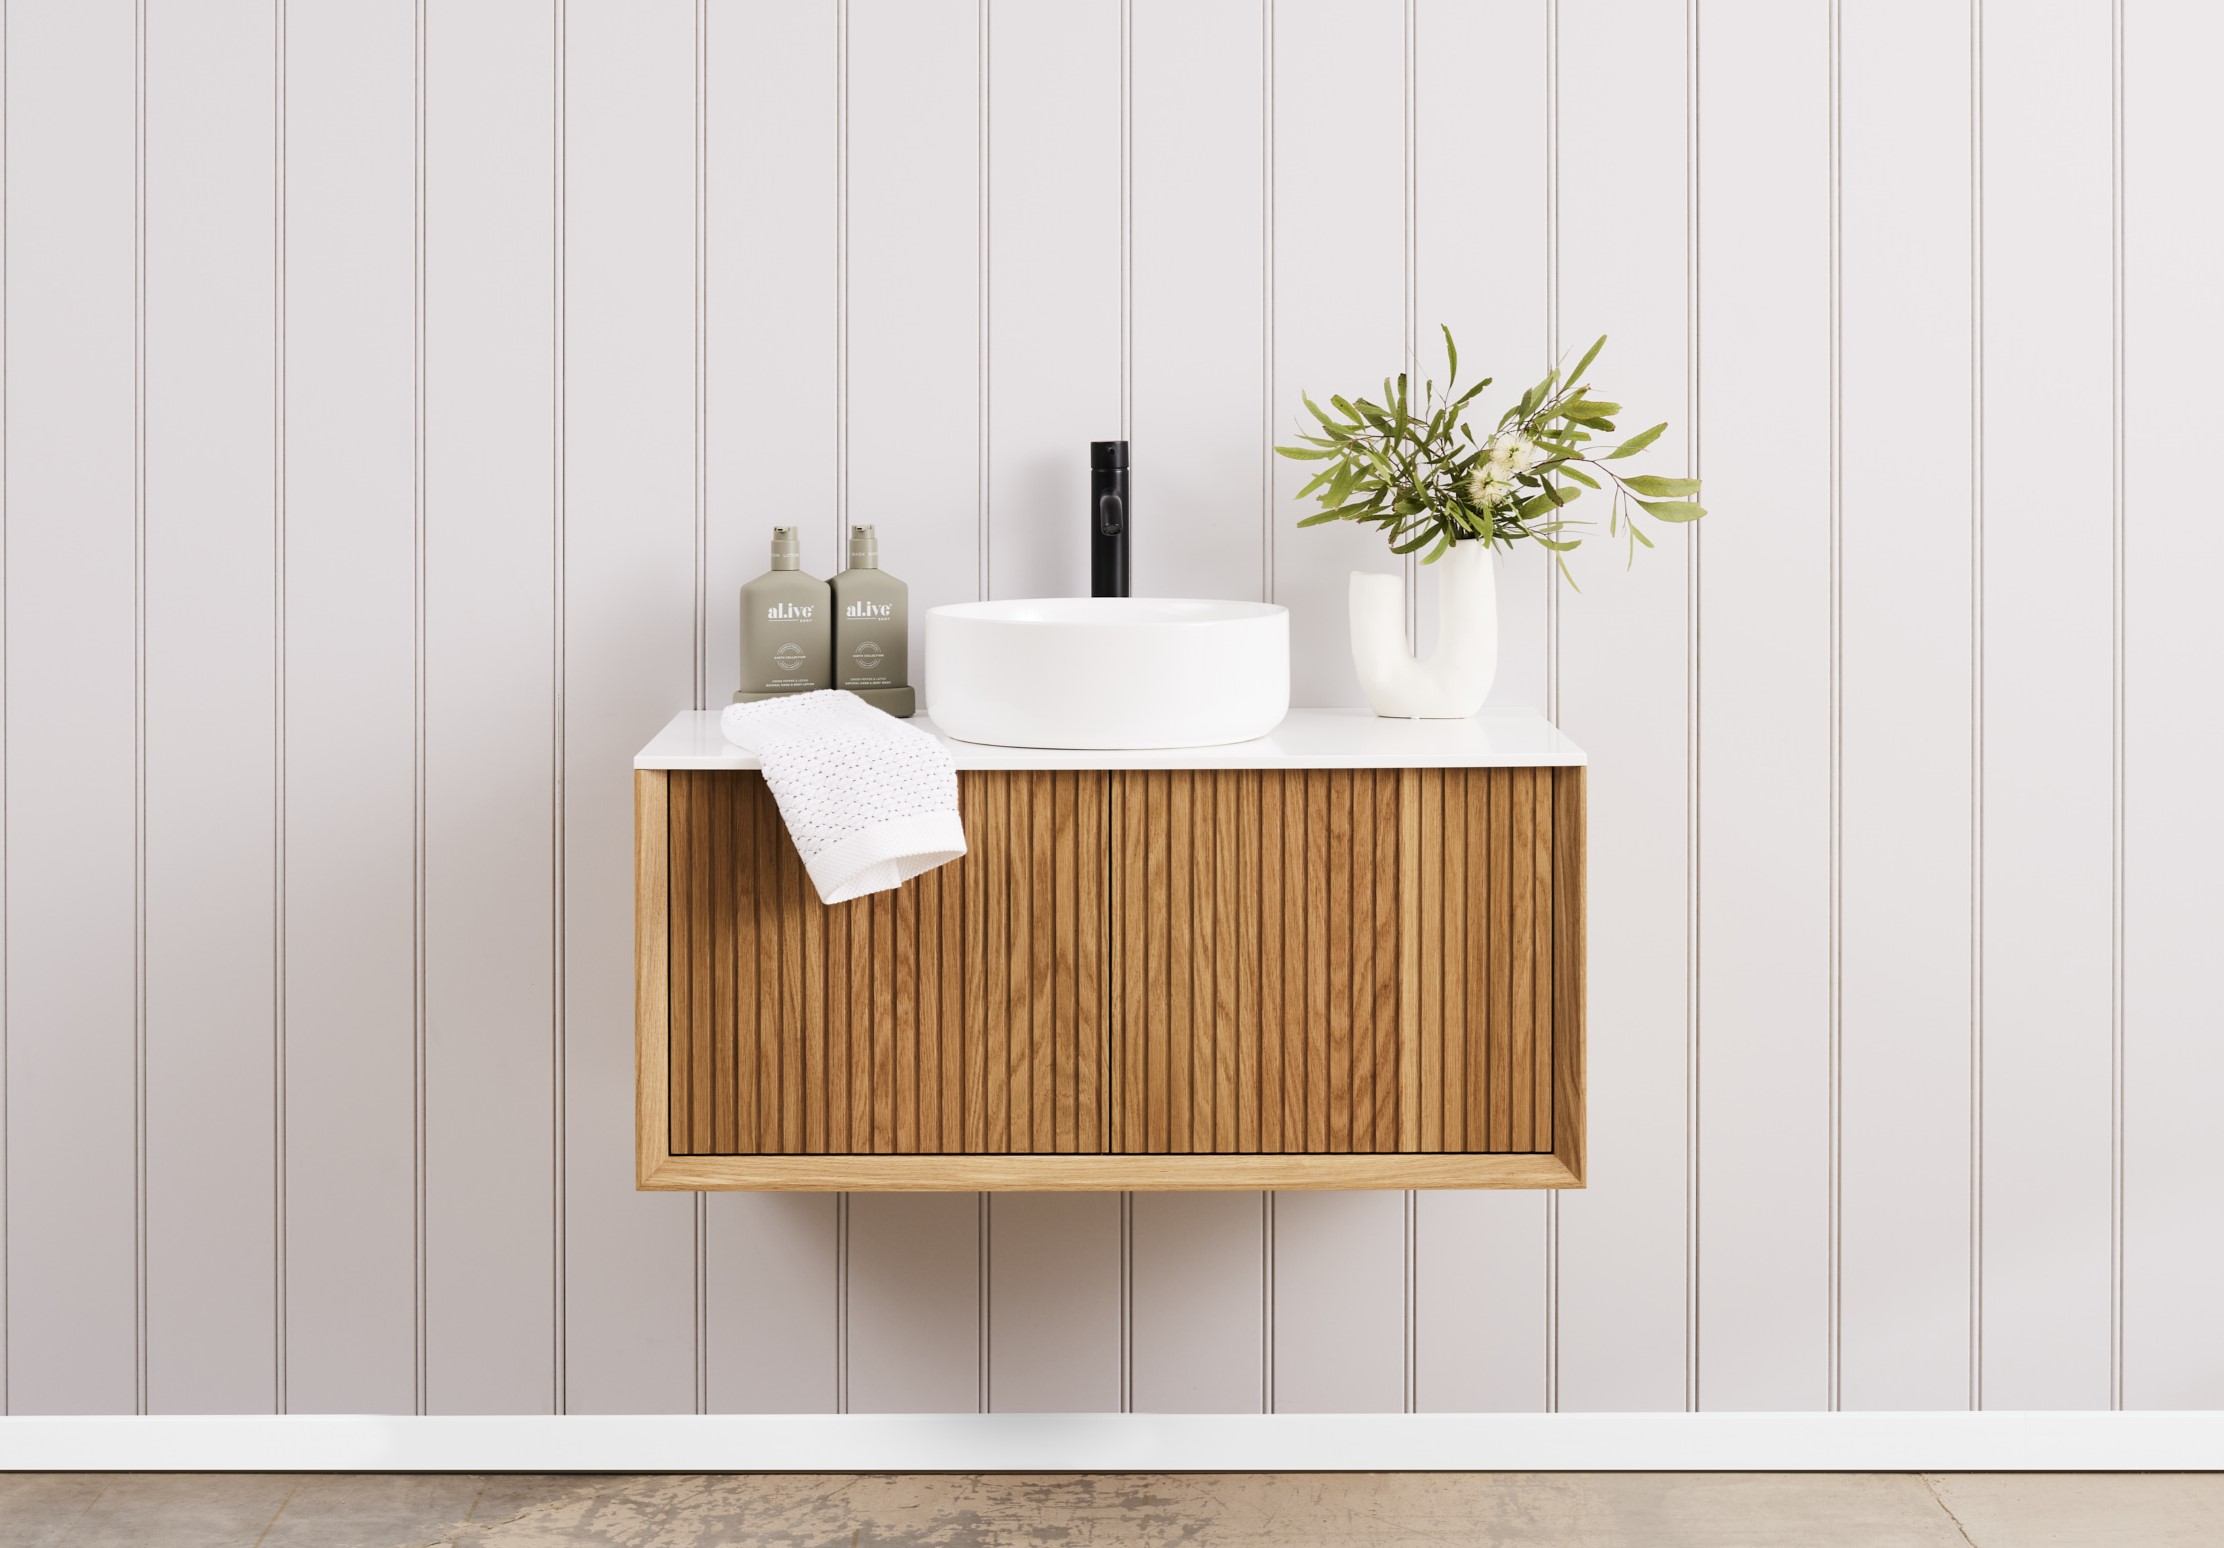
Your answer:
635;707;1585;1192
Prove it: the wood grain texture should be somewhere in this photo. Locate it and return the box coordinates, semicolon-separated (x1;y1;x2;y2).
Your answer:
635;771;672;1188
644;764;1585;1182
1553;767;1588;1185
642;1151;1583;1192
663;768;1106;1156
1104;768;1573;1159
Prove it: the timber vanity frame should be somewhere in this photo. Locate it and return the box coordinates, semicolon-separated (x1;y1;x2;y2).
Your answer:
635;708;1585;1191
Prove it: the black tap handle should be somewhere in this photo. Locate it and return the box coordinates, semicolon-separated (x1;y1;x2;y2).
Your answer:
1098;490;1124;537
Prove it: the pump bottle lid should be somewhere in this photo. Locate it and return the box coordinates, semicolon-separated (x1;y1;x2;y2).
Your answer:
769;526;800;571
1090;440;1129;470
847;524;880;570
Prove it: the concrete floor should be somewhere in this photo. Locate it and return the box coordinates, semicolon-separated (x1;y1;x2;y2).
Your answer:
0;1471;2218;1546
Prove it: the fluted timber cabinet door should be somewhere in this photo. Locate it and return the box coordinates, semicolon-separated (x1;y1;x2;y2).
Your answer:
1107;768;1578;1160
657;768;1106;1160
636;760;1583;1190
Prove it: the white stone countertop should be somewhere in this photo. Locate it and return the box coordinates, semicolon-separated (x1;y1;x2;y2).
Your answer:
635;706;1586;772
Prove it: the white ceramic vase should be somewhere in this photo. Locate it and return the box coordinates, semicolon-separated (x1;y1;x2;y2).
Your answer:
1348;538;1498;719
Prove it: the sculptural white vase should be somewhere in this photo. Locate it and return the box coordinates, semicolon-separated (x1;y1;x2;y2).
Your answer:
1348;538;1498;719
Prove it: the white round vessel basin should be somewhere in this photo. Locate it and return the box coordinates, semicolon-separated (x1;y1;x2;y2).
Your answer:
926;598;1290;750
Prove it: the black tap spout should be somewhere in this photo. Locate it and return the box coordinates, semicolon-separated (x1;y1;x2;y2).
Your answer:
1090;440;1129;598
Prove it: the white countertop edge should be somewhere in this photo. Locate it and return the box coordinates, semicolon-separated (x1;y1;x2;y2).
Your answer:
635;706;1586;772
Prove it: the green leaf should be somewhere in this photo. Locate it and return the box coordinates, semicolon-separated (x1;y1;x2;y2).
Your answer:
1327;498;1387;522
1621;474;1701;498
1559;465;1600;489
1555;552;1583;592
1390;526;1438;555
1559;399;1621;421
1629;523;1656;549
1330;394;1368;425
1295;509;1348;527
1606;422;1668;459
1296;466;1338;500
1637;499;1707;522
1418;529;1453;564
1566;334;1606;386
1441;324;1459;388
1274;444;1340;460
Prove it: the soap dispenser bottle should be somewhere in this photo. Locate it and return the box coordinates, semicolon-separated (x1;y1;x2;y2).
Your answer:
831;523;915;717
735;526;832;701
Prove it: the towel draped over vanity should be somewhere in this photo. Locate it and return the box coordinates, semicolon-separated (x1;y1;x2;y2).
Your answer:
718;689;967;904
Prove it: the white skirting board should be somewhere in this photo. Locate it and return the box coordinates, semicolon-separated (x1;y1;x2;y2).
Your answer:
1;1413;2220;1473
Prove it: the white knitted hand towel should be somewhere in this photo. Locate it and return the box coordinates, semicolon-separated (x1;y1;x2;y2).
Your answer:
719;690;967;904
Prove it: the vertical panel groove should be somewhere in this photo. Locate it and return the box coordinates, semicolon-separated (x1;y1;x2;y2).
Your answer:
1457;771;1477;1150
550;0;570;1416
132;0;149;1420
1327;770;1351;1154
1511;771;1537;1153
985;773;1008;1152
1283;772;1305;1151
1373;772;1398;1153
2106;0;2126;1417
974;0;989;603
1191;772;1214;1150
1214;770;1237;1155
1;0;9;1412
409;0;429;1419
1030;772;1052;1152
1260;772;1282;1154
1439;771;1463;1155
1969;0;1986;1414
1826;0;1845;1415
1684;0;1702;1419
1348;770;1373;1155
271;0;290;1415
1168;771;1190;1153
1305;775;1328;1154
1259;0;1275;605
1416;769;1440;1154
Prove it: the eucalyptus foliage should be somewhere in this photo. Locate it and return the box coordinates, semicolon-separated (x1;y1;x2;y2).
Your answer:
1276;327;1704;583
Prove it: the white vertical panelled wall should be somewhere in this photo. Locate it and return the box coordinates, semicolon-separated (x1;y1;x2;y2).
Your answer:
2;0;2217;1422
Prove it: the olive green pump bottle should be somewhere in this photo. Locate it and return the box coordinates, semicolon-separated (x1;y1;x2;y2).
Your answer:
831;524;915;717
734;526;832;702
